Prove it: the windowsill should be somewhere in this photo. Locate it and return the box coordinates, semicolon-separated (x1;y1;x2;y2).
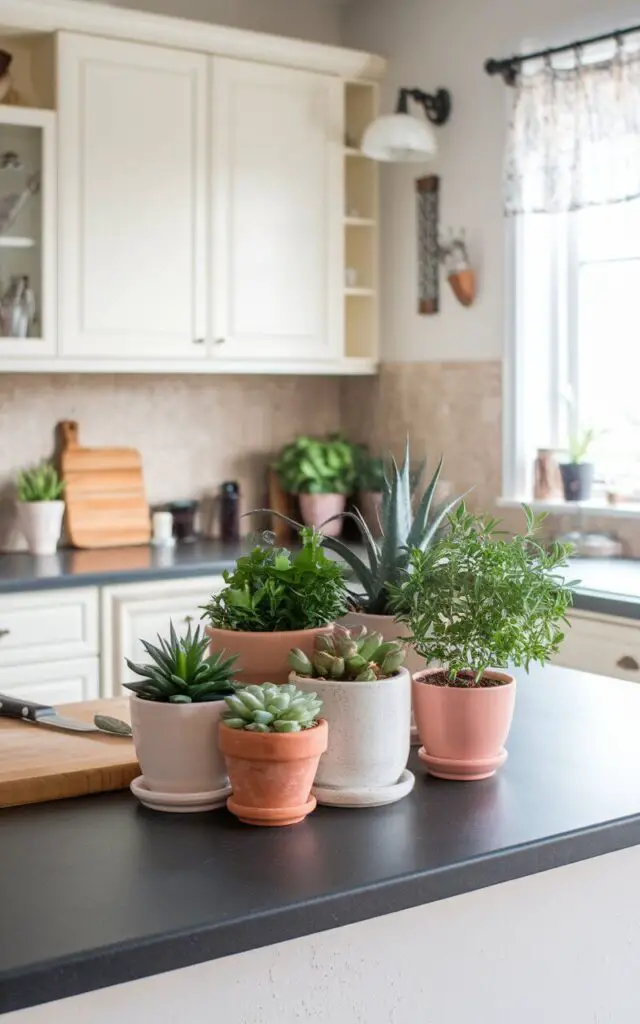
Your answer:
497;497;640;520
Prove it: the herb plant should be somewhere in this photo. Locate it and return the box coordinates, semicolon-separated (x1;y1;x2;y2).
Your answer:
222;683;322;733
568;427;597;464
289;624;405;681
391;504;576;686
354;447;385;493
16;462;65;502
276;435;355;494
125;621;237;703
202;528;348;633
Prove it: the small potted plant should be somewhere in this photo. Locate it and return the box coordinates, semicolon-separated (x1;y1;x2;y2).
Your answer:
16;461;65;556
202;528;347;684
219;682;327;826
560;428;596;502
391;504;575;781
353;446;385;536
125;621;237;811
289;625;413;807
275;434;355;537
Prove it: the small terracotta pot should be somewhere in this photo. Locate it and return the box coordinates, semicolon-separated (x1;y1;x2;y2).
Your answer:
219;718;328;826
206;625;333;685
412;667;516;780
298;493;346;537
129;695;228;794
357;490;383;536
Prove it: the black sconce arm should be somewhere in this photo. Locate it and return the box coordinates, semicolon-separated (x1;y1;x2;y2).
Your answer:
395;87;451;126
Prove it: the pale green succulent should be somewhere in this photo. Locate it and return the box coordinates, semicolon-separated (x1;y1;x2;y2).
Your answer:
289;624;406;682
222;683;322;733
16;461;65;502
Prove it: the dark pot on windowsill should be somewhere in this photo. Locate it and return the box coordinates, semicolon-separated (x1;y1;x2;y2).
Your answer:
559;462;594;502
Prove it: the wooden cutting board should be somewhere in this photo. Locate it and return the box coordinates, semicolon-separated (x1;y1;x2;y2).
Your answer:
0;698;139;808
60;419;151;548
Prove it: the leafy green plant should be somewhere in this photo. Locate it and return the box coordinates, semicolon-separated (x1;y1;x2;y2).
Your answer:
202;528;348;633
276;435;355;494
124;621;237;703
390;504;576;686
354;446;385;493
568;427;597;464
16;462;64;502
289;623;405;682
222;682;322;733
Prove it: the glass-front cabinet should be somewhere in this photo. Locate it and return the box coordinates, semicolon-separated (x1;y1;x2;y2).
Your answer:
0;107;55;357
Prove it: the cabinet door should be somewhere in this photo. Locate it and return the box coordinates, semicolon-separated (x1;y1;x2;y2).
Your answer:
0;587;99;667
553;611;640;681
211;58;343;362
58;33;207;360
0;658;100;704
101;576;225;695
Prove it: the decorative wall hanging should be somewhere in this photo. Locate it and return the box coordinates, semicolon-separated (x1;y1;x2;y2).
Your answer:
439;229;476;307
416;175;440;314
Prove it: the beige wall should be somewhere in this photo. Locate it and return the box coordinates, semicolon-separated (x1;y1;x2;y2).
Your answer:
103;0;345;45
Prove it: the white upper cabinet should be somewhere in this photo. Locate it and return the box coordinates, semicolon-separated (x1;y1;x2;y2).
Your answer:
210;58;343;362
57;33;207;360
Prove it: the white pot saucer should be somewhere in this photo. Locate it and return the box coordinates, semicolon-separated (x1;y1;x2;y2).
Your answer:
130;775;231;813
313;768;415;808
417;746;508;781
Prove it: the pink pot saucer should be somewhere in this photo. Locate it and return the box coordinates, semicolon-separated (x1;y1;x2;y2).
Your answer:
130;775;231;813
417;746;508;781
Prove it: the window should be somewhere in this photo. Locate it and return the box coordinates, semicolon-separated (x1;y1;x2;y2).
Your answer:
507;200;640;504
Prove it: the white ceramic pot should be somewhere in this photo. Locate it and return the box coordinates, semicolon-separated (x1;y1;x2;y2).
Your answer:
291;666;411;804
129;696;229;795
16;500;65;556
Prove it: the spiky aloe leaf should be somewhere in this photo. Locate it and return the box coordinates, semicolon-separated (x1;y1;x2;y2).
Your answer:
406;456;443;550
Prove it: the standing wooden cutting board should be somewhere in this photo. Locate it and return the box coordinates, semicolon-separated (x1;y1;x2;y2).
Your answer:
60;419;151;548
0;698;139;808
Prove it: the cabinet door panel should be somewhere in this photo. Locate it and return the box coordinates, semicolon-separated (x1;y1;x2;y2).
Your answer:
58;33;207;359
211;58;343;361
553;611;640;681
0;658;100;704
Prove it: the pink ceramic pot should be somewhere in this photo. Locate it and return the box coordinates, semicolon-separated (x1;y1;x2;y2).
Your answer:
206;625;333;685
356;490;383;536
412;667;516;780
298;493;346;537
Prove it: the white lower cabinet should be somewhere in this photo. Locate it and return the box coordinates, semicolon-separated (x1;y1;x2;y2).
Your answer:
101;576;225;695
0;658;100;704
553;610;640;682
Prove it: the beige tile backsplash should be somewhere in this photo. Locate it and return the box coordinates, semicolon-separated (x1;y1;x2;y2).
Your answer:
2;363;639;554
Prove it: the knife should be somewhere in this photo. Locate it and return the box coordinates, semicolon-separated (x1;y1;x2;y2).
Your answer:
0;693;132;737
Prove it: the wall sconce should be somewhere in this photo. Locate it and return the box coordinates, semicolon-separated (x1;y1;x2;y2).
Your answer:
361;86;451;163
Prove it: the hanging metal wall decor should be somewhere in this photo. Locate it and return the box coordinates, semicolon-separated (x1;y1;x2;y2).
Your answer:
416;174;440;314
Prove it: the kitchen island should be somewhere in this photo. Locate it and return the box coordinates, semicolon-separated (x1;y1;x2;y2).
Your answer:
2;665;640;1022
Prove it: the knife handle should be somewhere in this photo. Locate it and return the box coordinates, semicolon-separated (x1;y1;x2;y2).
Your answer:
0;693;51;721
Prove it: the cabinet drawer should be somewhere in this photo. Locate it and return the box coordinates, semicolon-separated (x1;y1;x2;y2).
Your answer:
0;657;100;704
101;576;224;695
0;588;99;667
553;612;640;682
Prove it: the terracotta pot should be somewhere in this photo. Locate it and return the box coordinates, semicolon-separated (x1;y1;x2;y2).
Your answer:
339;611;424;743
16;500;65;556
356;490;383;536
298;492;346;537
292;667;411;803
129;695;228;794
219;718;328;826
412;667;516;780
206;624;333;685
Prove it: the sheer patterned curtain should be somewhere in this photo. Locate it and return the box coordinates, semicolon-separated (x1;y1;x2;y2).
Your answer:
504;38;640;214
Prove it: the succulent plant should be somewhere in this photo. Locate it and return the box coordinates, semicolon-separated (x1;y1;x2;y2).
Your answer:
16;461;65;502
125;621;237;703
288;624;406;682
222;683;322;733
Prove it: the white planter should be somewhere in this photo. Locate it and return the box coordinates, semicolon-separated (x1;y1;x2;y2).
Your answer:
339;611;424;744
16;500;65;556
291;666;413;807
129;696;229;798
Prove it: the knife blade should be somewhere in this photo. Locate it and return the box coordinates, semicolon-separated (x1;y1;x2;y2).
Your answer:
0;693;132;736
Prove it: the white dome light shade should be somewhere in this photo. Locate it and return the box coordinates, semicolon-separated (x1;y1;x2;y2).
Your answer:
361;113;438;163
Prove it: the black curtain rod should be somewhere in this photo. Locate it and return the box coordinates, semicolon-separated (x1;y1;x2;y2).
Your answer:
485;21;640;84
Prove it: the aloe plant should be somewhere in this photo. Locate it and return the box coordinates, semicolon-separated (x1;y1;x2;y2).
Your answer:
254;444;463;615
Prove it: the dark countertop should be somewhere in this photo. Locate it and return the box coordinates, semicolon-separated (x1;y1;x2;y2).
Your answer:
0;543;638;619
2;665;640;1014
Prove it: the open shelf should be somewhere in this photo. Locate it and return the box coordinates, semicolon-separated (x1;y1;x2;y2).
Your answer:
345;286;375;297
0;236;35;248
344;216;375;227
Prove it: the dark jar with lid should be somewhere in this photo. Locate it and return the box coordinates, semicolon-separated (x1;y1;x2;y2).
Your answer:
220;481;240;542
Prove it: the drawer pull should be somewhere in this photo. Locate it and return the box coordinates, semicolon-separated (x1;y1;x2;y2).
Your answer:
0;629;10;639
616;655;639;671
